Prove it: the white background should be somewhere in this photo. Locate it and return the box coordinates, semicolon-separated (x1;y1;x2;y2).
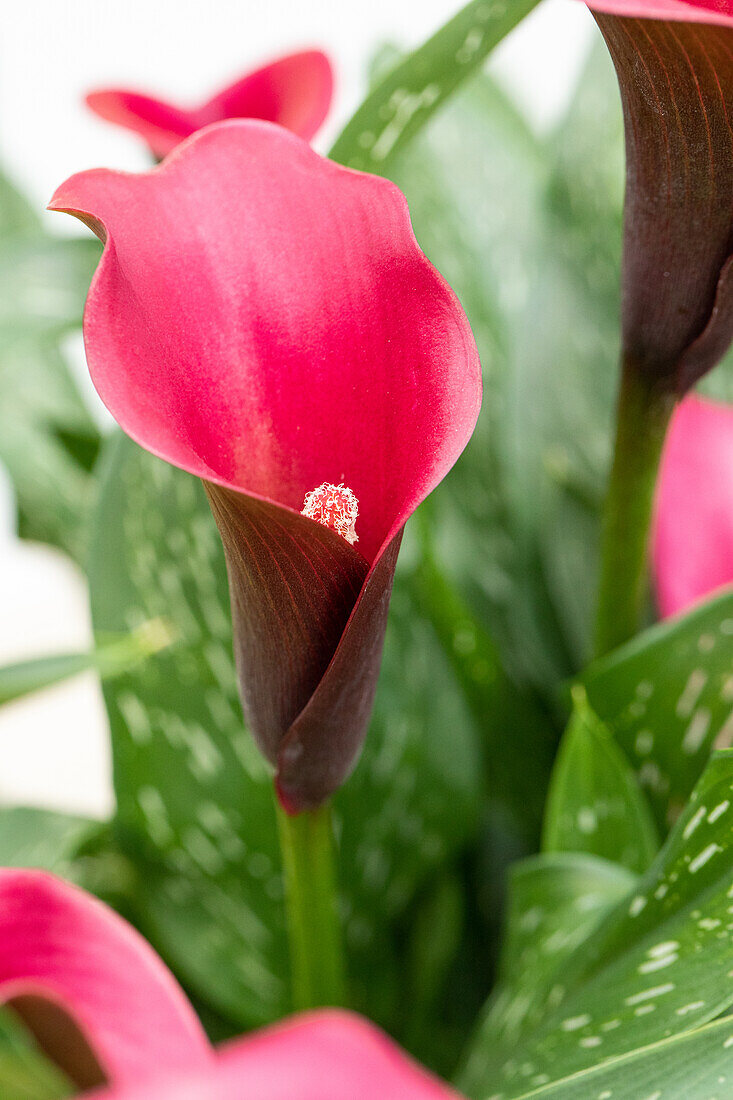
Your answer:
0;0;594;817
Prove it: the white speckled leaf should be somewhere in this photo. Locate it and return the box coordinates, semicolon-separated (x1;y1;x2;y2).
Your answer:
459;853;636;1095
330;0;540;171
542;688;658;874
518;1017;733;1099
579;588;733;832
89;432;481;1026
459;750;733;1098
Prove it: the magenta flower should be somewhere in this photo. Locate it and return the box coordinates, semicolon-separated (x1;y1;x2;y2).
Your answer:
0;868;459;1098
588;0;733;393
653;395;733;617
85;51;333;158
50;120;481;812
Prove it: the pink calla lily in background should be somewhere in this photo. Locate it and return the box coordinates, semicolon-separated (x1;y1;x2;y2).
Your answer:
0;869;459;1099
85;50;333;157
50;120;481;812
0;869;212;1090
586;0;733;393
90;1014;461;1100
653;395;733;617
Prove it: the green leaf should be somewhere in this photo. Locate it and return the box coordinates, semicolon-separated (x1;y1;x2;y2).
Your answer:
88;432;481;1029
0;166;101;560
0;621;174;706
406;548;556;841
579;588;733;832
407;872;465;1022
518;1017;733;1099
460;751;733;1098
1;340;97;558
542;687;658;873
459;852;636;1095
330;0;541;171
0;237;101;346
0;807;97;872
0;1009;72;1100
0;170;37;237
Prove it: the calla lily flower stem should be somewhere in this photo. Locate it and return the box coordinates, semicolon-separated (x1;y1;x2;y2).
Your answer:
276;800;346;1011
594;359;675;658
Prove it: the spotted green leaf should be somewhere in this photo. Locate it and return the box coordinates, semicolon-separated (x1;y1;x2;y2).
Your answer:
459;751;733;1098
89;432;481;1028
542;687;658;873
518;1016;733;1099
579;588;733;832
459;853;636;1095
330;0;540;172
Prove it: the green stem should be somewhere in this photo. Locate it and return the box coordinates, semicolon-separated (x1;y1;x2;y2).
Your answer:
593;358;676;658
275;800;346;1010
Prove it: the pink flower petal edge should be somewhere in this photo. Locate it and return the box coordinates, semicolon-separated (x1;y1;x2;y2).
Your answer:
587;0;733;26
653;395;733;618
86;50;334;156
0;869;212;1087
88;1011;461;1100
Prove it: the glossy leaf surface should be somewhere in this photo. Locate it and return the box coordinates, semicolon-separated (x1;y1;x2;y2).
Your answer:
542;688;658;873
461;752;733;1097
579;589;733;830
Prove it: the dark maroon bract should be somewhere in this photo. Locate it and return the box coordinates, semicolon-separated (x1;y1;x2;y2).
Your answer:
588;0;733;393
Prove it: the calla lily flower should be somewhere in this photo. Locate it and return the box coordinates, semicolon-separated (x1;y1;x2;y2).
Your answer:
0;868;459;1098
50;120;481;812
653;394;733;617
85;50;333;157
587;0;733;393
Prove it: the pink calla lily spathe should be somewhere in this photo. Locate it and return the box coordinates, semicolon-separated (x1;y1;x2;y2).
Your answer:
50;120;481;812
0;869;459;1099
653;394;733;617
85;50;333;157
0;869;211;1090
89;1015;460;1100
587;0;733;393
